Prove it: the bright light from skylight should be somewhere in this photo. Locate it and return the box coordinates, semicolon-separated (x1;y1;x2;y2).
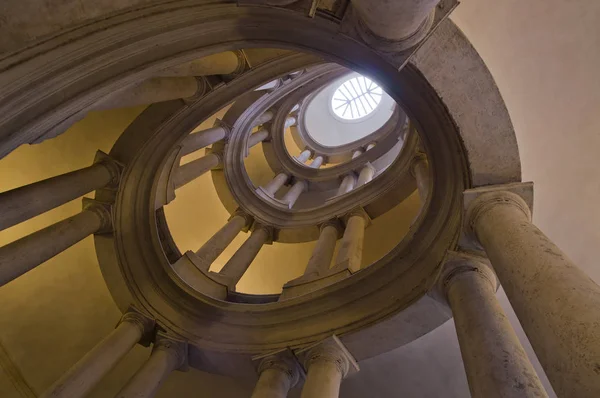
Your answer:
331;75;383;121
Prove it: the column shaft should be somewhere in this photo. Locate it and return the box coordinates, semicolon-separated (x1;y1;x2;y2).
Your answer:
41;314;149;398
335;215;366;273
0;209;103;287
337;174;356;196
173;153;220;189
351;150;363;159
309;156;324;169
254;111;274;127
219;227;269;287
471;192;600;397
412;157;429;202
0;162;114;231
301;360;343;398
115;340;184;398
180;126;228;156
356;164;375;187
248;128;270;148
195;215;247;271
263;173;289;196
282;181;307;209
296;150;312;164
284;116;297;128
251;368;294;398
446;268;548;398
157;52;241;76
304;224;339;276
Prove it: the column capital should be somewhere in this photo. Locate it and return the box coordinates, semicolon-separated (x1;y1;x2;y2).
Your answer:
251;223;276;244
433;251;498;306
461;182;533;250
342;207;371;227
94;150;123;187
82;198;113;233
118;307;156;346
230;209;253;232
296;335;359;378
319;219;343;237
153;333;189;371
252;349;303;388
182;76;210;102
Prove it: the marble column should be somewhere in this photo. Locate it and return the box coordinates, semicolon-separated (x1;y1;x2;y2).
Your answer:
335;211;367;273
337;174;357;196
303;222;340;277
248;128;270;148
411;154;429;203
440;253;548;398
296;149;312;164
466;187;600;397
282;180;307;209
309;156;324;169
194;213;251;272
219;225;271;289
0;202;111;287
41;311;154;398
251;354;300;398
180;125;228;156
356;163;376;187
299;337;357;398
263;173;290;197
173;153;221;190
0;151;119;231
116;336;187;398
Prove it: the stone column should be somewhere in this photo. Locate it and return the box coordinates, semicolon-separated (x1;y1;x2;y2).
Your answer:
303;222;340;277
366;143;376;151
251;354;301;398
180;125;228;156
219;225;271;289
0;201;111;287
41;311;155;398
284;116;297;128
194;212;252;272
282;180;307;209
173;153;221;190
356;163;376;187
335;211;367;273
254;111;274;127
466;186;600;397
263;173;290;196
440;252;548;398
299;336;358;398
296;149;312;164
411;154;429;203
0;151;119;231
116;336;187;398
337;174;357;196
351;150;363;159
248;128;270;148
309;156;324;169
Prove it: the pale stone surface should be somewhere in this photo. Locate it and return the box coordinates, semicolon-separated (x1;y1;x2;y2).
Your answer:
173;153;221;190
263;173;290;196
219;226;271;289
251;353;300;398
356;163;375;187
282;181;307;208
195;215;249;271
442;254;548;398
469;190;600;397
180;126;228;157
248;129;270;148
334;214;366;273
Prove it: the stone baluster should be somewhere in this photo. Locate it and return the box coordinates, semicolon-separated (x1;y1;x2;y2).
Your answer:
0;199;111;287
281;180;307;209
262;174;290;197
411;154;429;203
40;311;155;398
248;128;270;148
254;111;275;127
251;352;301;398
356;163;376;187
172;153;221;190
464;184;600;397
309;156;325;169
439;252;548;398
194;212;252;272
0;151;119;232
334;210;368;273
218;225;272;290
116;335;187;398
296;149;312;164
180;124;229;156
337;174;357;196
298;336;358;398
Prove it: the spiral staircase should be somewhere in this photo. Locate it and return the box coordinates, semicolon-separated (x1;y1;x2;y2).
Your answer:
1;1;600;398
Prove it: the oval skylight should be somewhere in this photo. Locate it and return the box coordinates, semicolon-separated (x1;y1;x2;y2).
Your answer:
331;75;383;121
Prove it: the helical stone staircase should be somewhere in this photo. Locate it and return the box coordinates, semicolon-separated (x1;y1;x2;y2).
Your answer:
3;1;600;398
